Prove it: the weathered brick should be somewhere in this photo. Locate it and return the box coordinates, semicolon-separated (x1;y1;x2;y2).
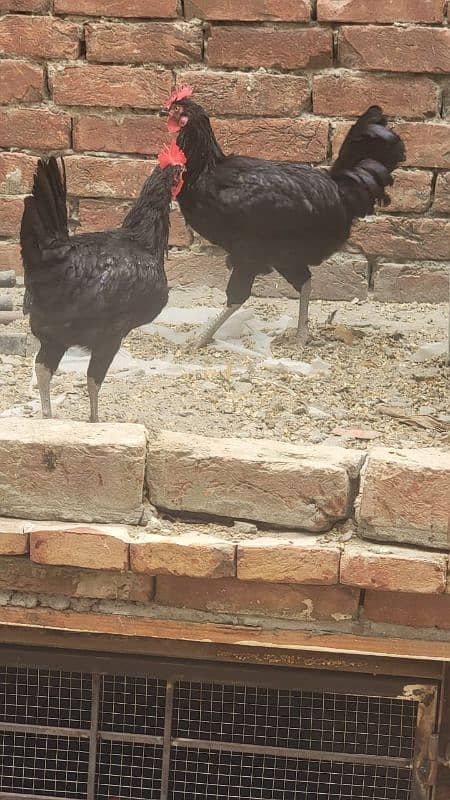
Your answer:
86;21;202;65
73;114;169;156
0;419;146;524
30;523;131;571
0;241;22;272
50;65;172;109
237;536;340;585
334;120;450;169
0;109;71;151
213;117;329;163
0;518;28;556
156;576;361;621
175;70;311;116
358;448;450;550
435;172;450;214
65;156;154;199
338;26;450;73
0;555;153;601
364;591;450;630
78;199;191;246
55;0;178;16
131;533;235;579
147;431;364;531
0;14;80;60
207;25;332;70
341;541;447;594
0;197;24;237
310;252;368;301
165;246;228;290
386;170;432;214
0;60;44;105
185;0;310;21
350;217;450;261
313;73;439;119
0;153;37;195
318;0;444;23
373;262;449;304
3;0;50;11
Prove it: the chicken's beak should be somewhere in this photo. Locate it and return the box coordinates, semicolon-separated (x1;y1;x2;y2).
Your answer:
159;109;169;117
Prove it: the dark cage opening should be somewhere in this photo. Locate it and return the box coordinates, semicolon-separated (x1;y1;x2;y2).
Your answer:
0;648;438;800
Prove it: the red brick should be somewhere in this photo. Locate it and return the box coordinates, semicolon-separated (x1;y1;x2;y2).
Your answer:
86;21;202;65
55;0;178;16
0;153;37;195
364;591;450;630
434;173;450;213
29;524;132;572
0;241;22;272
50;65;172;109
0;556;153;602
78;199;192;246
313;73;439;119
318;0;444;23
237;536;341;585
0;197;24;237
0;109;71;151
338;25;450;74
386;170;432;214
73;114;169;156
213;117;329;163
185;0;310;21
351;217;450;261
2;0;50;10
341;542;447;594
0;518;28;556
176;70;311;116
0;60;44;105
156;576;361;621
65;155;154;199
207;26;332;70
0;15;80;60
373;262;449;304
131;533;236;579
333;120;450;169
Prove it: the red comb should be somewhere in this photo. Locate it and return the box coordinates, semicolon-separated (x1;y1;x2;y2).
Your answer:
158;141;187;170
164;84;193;109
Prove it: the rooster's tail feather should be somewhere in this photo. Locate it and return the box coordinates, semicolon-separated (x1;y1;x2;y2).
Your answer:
20;156;68;274
330;106;405;219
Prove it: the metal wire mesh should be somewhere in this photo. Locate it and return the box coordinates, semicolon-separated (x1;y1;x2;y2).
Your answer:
169;747;412;800
96;740;163;800
173;682;417;759
0;731;89;798
100;674;166;736
0;666;92;728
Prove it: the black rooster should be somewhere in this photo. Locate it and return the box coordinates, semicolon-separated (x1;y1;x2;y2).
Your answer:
162;87;405;347
20;141;187;422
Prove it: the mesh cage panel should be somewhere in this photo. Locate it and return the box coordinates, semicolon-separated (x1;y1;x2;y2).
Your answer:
100;674;166;735
169;747;412;800
173;682;416;759
0;666;92;728
96;740;163;800
0;731;89;798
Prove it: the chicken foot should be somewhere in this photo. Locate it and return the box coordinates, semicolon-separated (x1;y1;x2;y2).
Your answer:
192;303;242;349
297;278;311;346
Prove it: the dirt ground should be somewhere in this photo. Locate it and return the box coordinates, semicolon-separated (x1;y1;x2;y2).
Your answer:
1;282;448;451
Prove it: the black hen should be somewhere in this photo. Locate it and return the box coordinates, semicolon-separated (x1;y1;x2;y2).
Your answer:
163;89;405;347
20;142;186;421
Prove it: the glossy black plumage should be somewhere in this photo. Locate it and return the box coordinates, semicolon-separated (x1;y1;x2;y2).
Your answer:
20;156;178;419
175;102;405;306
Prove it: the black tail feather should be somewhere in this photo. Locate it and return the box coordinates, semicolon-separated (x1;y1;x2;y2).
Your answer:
331;106;405;220
20;156;68;275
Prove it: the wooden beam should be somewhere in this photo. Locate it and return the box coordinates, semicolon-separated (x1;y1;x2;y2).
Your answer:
0;606;448;661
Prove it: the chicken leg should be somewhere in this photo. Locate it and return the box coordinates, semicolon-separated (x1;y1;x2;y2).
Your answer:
35;342;66;419
194;303;242;349
297;277;311;346
87;338;121;423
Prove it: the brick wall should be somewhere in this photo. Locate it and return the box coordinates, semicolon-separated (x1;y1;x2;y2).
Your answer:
0;0;449;302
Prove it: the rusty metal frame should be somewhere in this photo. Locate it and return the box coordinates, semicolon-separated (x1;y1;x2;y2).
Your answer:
0;644;441;800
